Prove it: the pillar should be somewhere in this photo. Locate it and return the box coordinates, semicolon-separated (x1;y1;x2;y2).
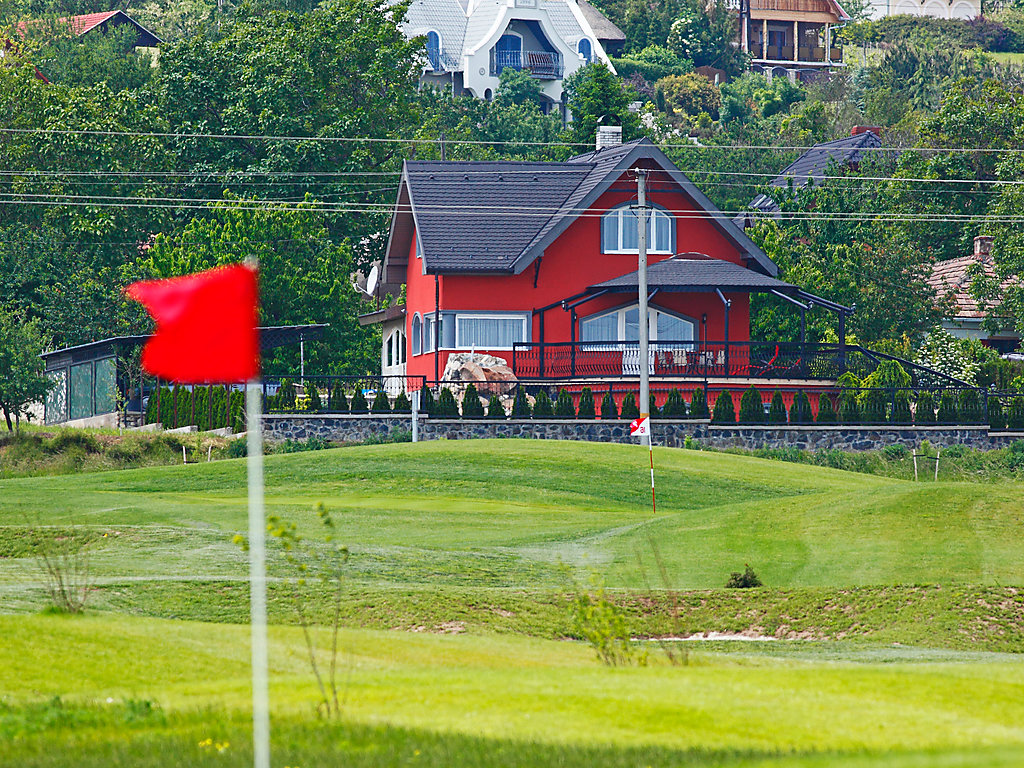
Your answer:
793;20;799;61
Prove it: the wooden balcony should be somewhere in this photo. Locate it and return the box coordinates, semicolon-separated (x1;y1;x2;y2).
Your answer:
750;0;840;14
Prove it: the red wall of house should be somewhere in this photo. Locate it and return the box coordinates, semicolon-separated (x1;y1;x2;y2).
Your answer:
404;170;755;379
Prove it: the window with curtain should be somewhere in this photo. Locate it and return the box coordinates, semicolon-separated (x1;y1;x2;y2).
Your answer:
581;305;694;343
455;314;527;349
601;204;672;254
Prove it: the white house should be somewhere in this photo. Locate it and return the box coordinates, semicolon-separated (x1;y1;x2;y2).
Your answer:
866;0;979;20
402;0;624;116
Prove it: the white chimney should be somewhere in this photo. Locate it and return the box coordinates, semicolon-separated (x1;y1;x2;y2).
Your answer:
974;235;994;257
596;125;622;150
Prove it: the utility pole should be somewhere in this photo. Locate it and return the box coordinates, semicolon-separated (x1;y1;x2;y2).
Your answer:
635;168;650;447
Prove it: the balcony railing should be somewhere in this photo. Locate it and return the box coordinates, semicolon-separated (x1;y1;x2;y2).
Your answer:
426;49;460;73
489;49;563;79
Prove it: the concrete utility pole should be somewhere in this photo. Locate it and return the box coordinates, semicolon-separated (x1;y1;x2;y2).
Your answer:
635;168;650;446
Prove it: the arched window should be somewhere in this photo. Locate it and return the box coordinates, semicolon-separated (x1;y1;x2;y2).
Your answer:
411;315;422;356
494;33;522;74
426;31;441;71
577;38;593;63
601;202;673;254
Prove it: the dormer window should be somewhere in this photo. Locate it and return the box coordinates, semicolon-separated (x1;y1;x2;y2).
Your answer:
426;31;441;71
601;202;673;254
577;38;593;63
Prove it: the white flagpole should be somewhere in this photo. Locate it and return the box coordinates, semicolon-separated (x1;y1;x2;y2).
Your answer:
246;379;270;768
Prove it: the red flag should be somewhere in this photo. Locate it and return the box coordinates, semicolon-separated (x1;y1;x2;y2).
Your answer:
126;264;259;384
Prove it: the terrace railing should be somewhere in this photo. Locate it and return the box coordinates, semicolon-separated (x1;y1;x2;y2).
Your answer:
490;49;563;79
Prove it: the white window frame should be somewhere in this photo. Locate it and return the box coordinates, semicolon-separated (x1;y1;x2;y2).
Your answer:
411;314;422;356
577;37;593;62
426;30;442;71
602;203;674;255
454;313;529;351
580;305;694;343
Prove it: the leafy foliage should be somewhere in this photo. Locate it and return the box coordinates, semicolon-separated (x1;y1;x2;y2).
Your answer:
0;308;50;432
725;564;762;589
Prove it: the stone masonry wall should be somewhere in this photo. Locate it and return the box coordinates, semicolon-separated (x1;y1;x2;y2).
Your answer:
263;415;1024;452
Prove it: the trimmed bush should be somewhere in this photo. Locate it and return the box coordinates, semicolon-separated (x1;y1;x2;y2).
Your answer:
277;379;296;410
532;390;554;418
486;395;506;418
790;391;811;424
988;396;1006;431
599;391;619;419
738;387;765;424
349;388;369;414
958;389;984;424
308;384;323;413
648;394;660;417
554;388;576;418
712;391;736;424
915;391;936;424
371;391;391;414
393;392;411;413
510;388;532;418
577;387;596;419
838;391;860;424
328;381;347;412
936;390;958;423
436;388;459;417
891;391;912;424
861;389;887;424
193;386;209;431
661;389;687;418
1008;396;1024;430
816;394;837;423
620;393;640;419
419;387;435;415
229;390;245;433
461;383;485;418
767;391;787;424
688;388;709;419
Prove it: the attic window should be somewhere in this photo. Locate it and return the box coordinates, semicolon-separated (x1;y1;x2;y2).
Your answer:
426;31;441;71
601;202;673;254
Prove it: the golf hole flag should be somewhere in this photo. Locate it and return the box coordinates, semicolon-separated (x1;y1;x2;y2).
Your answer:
630;416;650;438
126;264;260;383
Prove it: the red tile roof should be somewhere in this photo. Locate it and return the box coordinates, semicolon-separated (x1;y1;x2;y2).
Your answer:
67;11;120;35
926;253;1013;320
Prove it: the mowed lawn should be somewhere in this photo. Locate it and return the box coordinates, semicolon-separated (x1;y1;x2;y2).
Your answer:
0;440;1022;589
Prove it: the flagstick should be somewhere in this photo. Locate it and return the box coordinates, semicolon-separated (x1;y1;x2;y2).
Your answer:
246;380;270;768
648;434;656;515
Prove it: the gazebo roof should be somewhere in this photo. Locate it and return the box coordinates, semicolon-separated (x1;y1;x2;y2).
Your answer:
588;257;798;294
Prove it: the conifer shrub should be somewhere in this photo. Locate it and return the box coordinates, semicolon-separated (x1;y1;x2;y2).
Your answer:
789;391;812;424
861;388;888;424
712;391;736;424
688;387;710;419
816;394;837;423
577;387;596;418
393;392;411;413
308;384;323;413
158;386;174;427
838;391;860;424
988;396;1006;430
1008;396;1024;430
554;388;576;418
936;390;958;423
958;388;984;423
328;381;348;412
725;564;762;589
277;379;297;410
371;391;391;414
661;389;687;417
620;393;640;419
419;387;435;415
229;390;245;433
738;387;765;424
174;385;191;427
599;391;618;419
435;387;459;417
915;390;936;424
510;388;532;418
532;390;554;418
192;386;207;430
461;383;485;418
768;391;787;424
349;388;369;414
891;391;912;424
486;395;506;418
648;393;660;417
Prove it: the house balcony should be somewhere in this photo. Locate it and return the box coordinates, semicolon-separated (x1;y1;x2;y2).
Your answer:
756;45;842;65
489;49;563;79
426;50;461;73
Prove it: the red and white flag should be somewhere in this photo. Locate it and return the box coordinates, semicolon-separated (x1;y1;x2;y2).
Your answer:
630;416;650;437
126;264;260;383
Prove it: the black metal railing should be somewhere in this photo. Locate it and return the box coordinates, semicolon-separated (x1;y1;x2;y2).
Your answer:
490;49;563;78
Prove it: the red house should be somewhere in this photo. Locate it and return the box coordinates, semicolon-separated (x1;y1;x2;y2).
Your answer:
373;136;851;392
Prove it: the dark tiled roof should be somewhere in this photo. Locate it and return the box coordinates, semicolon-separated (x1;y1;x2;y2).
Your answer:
590;257;796;292
750;131;882;213
576;0;625;41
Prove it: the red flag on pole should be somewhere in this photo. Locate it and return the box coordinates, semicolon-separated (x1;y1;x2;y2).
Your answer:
126;264;259;384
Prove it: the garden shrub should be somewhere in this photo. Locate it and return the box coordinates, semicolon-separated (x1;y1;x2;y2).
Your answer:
533;390;554;418
838;391;860;424
648;394;660;417
883;443;909;460
988;396;1006;430
861;388;887;424
229;391;245;433
725;564;762;588
392;392;411;413
767;391;787;424
554;388;576;418
370;391;391;414
620;393;640;419
915;391;936;424
435;388;459;417
349;388;369;414
511;388;532;418
790;391;812;424
1008;396;1024;430
577;387;596;418
661;389;687;417
712;391;736;424
936;390;958;423
277;380;297;410
688;388;709;419
486;395;506;418
174;385;190;426
599;391;618;419
816;394;837;423
738;387;764;424
193;386;209;430
307;385;323;413
891;391;912;424
419;387;435;415
958;389;984;423
461;384;485;418
328;381;347;412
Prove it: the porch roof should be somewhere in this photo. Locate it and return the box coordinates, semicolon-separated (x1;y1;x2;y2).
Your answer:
588;256;798;294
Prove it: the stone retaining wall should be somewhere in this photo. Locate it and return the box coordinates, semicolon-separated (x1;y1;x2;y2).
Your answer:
263;414;1024;452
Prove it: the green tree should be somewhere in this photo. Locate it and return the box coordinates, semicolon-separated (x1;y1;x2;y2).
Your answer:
711;390;736;423
562;62;641;147
0;308;51;432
